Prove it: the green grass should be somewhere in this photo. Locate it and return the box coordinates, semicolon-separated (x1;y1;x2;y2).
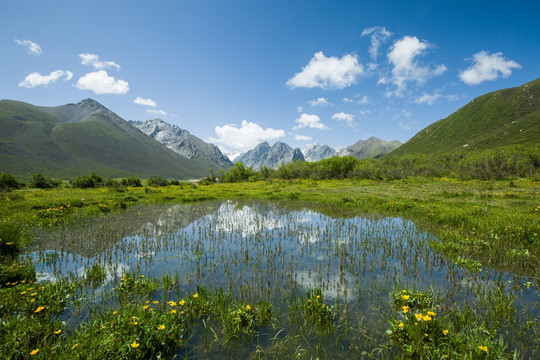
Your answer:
0;178;538;358
390;78;540;156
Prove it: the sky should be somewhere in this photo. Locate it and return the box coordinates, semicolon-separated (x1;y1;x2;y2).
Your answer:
1;0;539;155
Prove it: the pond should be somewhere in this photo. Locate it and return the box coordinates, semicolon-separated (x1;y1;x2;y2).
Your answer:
28;200;537;358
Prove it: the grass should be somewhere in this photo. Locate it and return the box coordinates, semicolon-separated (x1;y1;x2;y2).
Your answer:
0;178;538;358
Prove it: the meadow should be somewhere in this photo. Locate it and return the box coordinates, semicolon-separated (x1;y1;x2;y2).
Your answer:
0;178;538;359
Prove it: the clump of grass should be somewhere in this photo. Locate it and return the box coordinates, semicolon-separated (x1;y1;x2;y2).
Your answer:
389;288;507;359
83;263;107;288
0;259;36;288
114;273;159;300
302;288;335;333
0;222;23;258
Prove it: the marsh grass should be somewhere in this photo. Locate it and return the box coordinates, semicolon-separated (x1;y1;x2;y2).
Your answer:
0;178;538;358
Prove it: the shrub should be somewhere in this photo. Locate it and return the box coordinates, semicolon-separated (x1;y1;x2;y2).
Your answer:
72;173;104;189
0;172;25;191
30;173;61;189
121;177;142;187
147;177;170;187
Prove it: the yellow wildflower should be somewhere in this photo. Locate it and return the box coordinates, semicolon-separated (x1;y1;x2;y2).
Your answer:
168;301;177;307
54;329;62;334
442;330;449;335
179;300;186;306
34;306;45;313
131;340;140;348
170;309;177;314
427;311;437;316
193;293;199;298
71;344;79;350
479;345;488;352
414;313;423;321
153;301;159;304
316;295;320;299
30;349;39;356
422;315;432;321
142;305;149;310
398;322;404;328
157;324;165;330
402;306;409;314
246;304;252;310
402;295;410;300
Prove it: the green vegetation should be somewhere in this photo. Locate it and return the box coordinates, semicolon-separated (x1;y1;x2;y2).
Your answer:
30;174;61;189
0;99;225;180
390;78;540;156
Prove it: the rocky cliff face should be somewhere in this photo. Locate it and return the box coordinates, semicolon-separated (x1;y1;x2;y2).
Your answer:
130;118;232;169
302;143;338;162
235;141;305;170
338;136;402;159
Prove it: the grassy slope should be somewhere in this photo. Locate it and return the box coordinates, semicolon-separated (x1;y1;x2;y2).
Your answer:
390;78;540;155
0;100;214;180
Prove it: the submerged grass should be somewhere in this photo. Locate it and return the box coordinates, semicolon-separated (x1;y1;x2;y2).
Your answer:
0;178;538;358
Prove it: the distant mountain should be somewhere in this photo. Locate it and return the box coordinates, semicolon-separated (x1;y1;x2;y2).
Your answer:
339;137;402;159
130;118;232;169
235;141;305;170
390;78;540;156
302;143;338;162
0;99;216;179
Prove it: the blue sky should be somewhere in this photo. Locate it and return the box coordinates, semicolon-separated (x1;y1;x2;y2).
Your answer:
1;0;538;154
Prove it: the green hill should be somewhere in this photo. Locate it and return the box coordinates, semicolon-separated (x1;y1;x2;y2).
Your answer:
390;78;540;156
0;99;218;180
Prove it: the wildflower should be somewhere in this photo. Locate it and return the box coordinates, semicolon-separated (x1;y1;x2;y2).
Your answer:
170;309;177;314
157;324;165;330
30;349;39;356
54;329;62;334
34;306;45;313
414;313;423;321
153;301;159;304
424;333;428;337
113;311;117;315
402;295;410;300
131;340;140;348
31;293;37;296
193;293;199;298
71;344;79;350
168;301;177;307
422;315;432;321
402;290;407;293
179;300;186;306
132;322;138;325
246;304;252;310
142;305;149;310
402;306;409;314
442;330;449;335
479;345;488;352
316;295;321;299
398;322;404;328
427;311;437;316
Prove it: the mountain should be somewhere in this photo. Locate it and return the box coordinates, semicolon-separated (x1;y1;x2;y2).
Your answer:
338;137;402;159
130;118;232;169
390;78;540;156
302;143;338;162
0;99;216;179
235;141;305;170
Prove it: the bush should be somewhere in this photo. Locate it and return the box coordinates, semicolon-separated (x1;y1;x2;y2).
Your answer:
0;223;23;258
147;177;170;187
121;177;142;187
30;173;61;189
0;172;25;191
72;173;104;189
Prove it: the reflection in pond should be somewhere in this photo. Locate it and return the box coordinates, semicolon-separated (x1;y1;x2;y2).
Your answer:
29;200;537;357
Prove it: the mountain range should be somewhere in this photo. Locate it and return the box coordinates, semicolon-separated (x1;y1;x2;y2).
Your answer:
0;99;226;179
130;118;232;168
235;142;305;170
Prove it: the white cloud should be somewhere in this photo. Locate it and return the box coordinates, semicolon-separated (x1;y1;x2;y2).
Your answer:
342;97;354;104
386;36;447;96
75;70;129;94
14;39;42;55
297;106;303;113
331;112;355;127
134;97;157;107
210;120;285;152
18;70;73;88
287;51;364;90
459;51;521;85
146;109;167;116
414;92;441;105
294;135;312;141
293;113;329;130
79;53;120;70
309;97;330;106
361;26;392;61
